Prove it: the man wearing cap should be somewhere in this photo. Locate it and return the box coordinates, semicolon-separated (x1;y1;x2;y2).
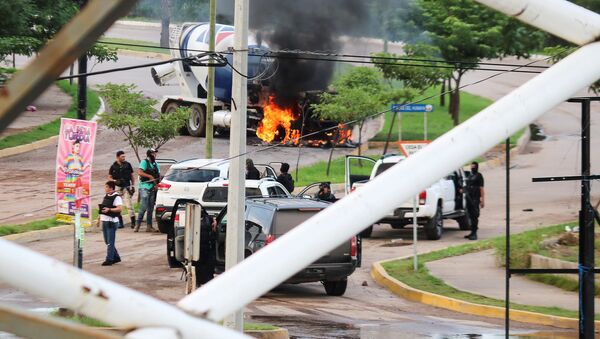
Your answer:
136;148;160;232
108;150;136;228
316;182;336;203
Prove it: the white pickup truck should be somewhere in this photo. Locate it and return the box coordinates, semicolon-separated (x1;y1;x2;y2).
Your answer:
345;154;471;240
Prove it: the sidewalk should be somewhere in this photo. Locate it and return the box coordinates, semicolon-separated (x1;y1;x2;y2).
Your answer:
0;84;71;139
426;249;600;312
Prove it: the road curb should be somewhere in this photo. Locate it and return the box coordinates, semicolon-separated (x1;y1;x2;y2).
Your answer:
0;97;105;159
246;328;290;339
371;257;599;329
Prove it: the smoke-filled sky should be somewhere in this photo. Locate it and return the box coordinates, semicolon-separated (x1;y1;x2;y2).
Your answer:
218;0;367;106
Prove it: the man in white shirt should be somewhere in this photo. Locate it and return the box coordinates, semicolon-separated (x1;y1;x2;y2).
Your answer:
100;181;123;266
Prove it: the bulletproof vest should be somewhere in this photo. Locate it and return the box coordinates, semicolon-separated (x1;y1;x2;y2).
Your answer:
140;159;159;183
101;193;120;218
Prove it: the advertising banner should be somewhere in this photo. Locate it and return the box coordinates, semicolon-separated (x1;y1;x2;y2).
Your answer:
55;118;97;227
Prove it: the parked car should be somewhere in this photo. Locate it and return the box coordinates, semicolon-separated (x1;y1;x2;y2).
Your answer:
175;178;291;221
155;158;277;233
345;154;470;239
165;197;358;296
164;179;290;269
214;197;358;296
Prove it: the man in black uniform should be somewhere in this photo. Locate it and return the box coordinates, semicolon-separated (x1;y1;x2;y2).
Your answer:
246;158;260;180
276;162;295;193
465;161;485;240
108;150;136;228
315;182;337;203
195;209;216;287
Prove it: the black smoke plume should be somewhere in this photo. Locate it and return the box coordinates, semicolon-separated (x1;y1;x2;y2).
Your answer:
219;0;366;107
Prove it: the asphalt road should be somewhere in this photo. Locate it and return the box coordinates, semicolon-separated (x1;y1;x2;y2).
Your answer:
1;22;597;338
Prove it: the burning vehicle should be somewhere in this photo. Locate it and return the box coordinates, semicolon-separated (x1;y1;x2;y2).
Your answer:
150;23;354;147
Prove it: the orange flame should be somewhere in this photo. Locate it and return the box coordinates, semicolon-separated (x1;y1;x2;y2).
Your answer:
256;97;353;146
256;97;299;143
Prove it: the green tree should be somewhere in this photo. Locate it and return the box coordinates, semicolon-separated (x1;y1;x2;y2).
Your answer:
312;67;396;156
0;0;117;63
415;0;545;125
99;83;188;162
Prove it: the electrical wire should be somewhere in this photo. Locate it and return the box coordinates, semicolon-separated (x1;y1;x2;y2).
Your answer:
96;39;551;71
56;52;228;80
0;47;569;223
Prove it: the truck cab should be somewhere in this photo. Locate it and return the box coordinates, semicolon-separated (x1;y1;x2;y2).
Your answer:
345;154;471;239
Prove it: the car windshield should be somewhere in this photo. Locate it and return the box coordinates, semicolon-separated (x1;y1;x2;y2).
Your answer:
374;162;397;176
165;168;221;183
203;187;262;202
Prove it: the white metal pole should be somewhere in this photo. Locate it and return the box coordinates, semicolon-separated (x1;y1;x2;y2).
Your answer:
412;195;418;271
179;42;600;321
474;0;600;46
0;239;249;339
424;111;428;140
398;112;402;149
224;0;248;332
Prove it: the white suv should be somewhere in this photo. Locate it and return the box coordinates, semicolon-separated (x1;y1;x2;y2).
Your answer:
198;178;291;216
171;178;291;230
155;158;278;233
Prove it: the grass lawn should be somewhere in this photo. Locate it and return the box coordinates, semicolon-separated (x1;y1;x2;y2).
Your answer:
98;37;169;55
372;86;496;142
0;80;100;150
382;222;600;319
0;203;139;237
294;155;374;187
0;217;66;237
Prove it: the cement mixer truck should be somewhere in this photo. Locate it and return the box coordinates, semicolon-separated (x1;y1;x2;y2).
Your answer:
151;23;272;136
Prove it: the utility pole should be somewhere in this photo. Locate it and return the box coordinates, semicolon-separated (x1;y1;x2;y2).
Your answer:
578;98;595;338
205;0;216;158
77;0;88;121
74;0;88;270
224;0;248;332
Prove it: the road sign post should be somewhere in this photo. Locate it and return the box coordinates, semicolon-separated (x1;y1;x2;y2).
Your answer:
392;104;434;142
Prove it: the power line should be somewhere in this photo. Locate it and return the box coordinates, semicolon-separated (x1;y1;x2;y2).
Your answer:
96;39;551;71
0;47;567;224
56;53;228;81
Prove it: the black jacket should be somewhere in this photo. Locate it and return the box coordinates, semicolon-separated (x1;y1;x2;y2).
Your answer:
277;173;295;193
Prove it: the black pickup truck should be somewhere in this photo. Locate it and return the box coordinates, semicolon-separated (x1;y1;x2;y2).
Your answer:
166;197;359;296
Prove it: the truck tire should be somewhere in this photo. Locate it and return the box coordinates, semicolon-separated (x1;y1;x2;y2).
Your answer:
456;209;471;230
164;101;188;135
360;225;373;238
157;219;170;234
187;104;206;137
323;279;347;296
424;204;443;240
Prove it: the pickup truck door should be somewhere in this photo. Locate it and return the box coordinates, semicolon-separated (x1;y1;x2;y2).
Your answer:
344;155;376;195
441;173;457;212
255;163;277;179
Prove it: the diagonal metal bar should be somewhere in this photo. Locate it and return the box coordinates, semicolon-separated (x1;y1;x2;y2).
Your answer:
0;0;137;133
0;304;122;339
474;0;600;46
178;42;600;321
0;239;250;339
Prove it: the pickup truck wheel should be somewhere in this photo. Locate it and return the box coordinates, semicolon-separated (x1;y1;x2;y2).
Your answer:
323;279;347;296
187;104;206;137
360;225;373;238
424;205;443;240
164;101;189;135
456;209;471;230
